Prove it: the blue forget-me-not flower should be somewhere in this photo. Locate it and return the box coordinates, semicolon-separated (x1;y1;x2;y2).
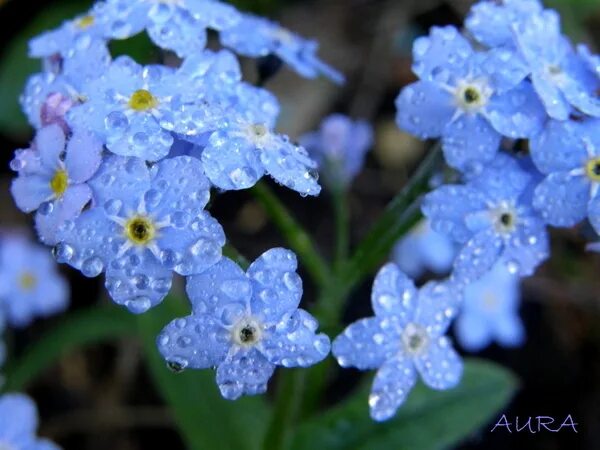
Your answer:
530;118;600;233
423;154;549;282
396;26;545;171
0;393;60;450
300;114;373;189
0;234;69;328
333;263;463;421
157;249;330;400
393;219;457;279
455;261;524;352
10;124;103;245
54;155;225;313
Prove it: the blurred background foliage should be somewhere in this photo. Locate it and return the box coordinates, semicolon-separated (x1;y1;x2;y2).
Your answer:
1;0;600;449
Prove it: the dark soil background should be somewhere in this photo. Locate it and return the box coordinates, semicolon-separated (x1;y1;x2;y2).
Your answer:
1;0;599;449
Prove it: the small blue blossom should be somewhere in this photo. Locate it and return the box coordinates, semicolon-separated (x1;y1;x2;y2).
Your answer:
200;114;321;196
10;124;103;245
393;219;457;279
513;10;600;119
21;39;111;130
455;262;524;352
423;154;549;282
530;119;600;231
332;263;462;421
157;249;330;400
0;234;69;328
0;393;60;450
465;0;543;48
66;57;191;161
220;13;344;84
300;114;373;188
396;26;544;171
54;155;225;313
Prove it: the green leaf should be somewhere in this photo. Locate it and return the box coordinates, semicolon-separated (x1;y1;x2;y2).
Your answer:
138;296;271;450
2;305;136;392
291;358;518;450
0;1;92;138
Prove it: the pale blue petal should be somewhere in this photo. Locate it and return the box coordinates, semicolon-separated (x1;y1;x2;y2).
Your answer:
368;355;417;422
370;263;417;322
415;336;462;390
415;281;460;338
332;317;401;370
65;129;103;183
533;173;589;227
157;314;230;369
455;313;492;352
216;349;276;400
11;175;52;213
530;120;588;174
453;230;503;283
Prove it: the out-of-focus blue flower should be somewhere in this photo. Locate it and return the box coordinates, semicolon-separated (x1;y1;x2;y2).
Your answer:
393;219;457;279
466;0;543;48
10;125;103;245
423;154;549;282
455;262;524;351
300;114;373;188
396;26;544;171
0;393;60;450
21;39;111;130
332;263;462;421
157;249;330;400
54;155;225;313
200;114;321;196
530;119;600;231
220;13;344;84
0;234;69;328
514;10;600;120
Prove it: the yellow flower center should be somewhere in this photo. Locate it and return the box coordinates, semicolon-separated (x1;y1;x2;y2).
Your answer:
128;89;158;112
76;15;95;29
19;272;37;291
50;170;69;197
125;216;156;245
585;157;600;182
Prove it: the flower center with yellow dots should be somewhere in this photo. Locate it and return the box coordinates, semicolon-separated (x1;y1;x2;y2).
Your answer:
19;272;37;291
585;157;600;182
76;15;95;29
128;89;158;112
125;216;156;245
50;170;69;197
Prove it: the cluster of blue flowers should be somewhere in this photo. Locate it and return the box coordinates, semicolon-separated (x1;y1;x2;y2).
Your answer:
7;0;591;427
10;0;341;402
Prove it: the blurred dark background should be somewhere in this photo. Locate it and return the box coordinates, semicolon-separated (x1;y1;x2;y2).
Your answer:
1;0;600;449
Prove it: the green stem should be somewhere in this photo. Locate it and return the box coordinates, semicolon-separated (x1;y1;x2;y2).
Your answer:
339;143;443;294
332;186;350;271
251;181;332;288
262;369;305;450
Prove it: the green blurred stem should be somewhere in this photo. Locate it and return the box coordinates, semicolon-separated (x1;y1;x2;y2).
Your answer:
332;185;350;272
262;369;305;450
251;181;332;288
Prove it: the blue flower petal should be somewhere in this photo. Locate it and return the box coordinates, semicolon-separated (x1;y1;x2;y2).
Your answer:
332;317;400;370
201;134;265;190
157;314;230;369
442;114;501;172
533;173;589;227
455;313;491;352
530;120;588;174
35;184;92;245
370;263;417;321
186;257;251;316
415;336;462;390
415;281;459;338
368;354;417;422
247;248;302;323
89;156;151;208
65;129;103;183
36;124;65;170
453;230;503;283
11;175;52;213
105;250;173;313
395;81;455;139
261;309;330;367
216;349;276;400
